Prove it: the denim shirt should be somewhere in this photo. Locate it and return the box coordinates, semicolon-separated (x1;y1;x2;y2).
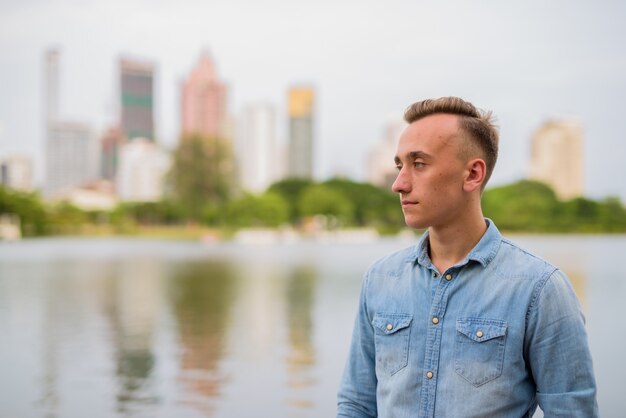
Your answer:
337;220;598;418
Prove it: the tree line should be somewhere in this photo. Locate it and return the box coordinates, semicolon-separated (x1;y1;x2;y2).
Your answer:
1;134;625;237
2;178;626;237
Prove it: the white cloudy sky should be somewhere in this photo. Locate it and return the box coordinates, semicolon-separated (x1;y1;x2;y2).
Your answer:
1;0;625;200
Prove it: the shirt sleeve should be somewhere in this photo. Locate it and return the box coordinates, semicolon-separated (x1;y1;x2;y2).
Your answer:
525;269;599;417
337;272;378;418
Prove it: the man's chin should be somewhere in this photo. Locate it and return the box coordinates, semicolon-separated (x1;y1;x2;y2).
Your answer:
404;217;428;230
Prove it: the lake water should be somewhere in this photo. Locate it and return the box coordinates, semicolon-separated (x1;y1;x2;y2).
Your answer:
0;234;624;417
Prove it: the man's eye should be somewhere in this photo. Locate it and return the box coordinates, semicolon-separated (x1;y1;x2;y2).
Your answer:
395;164;402;171
413;161;425;168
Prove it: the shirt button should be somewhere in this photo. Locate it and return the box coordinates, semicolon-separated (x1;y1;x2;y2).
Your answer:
445;274;452;281
476;330;484;338
432;272;438;279
432;317;439;324
386;324;393;331
426;371;434;379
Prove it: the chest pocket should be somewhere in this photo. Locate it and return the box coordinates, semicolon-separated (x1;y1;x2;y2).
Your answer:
454;318;508;387
372;313;413;376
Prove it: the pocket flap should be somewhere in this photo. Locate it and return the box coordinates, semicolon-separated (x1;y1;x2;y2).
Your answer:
456;318;507;342
373;313;413;335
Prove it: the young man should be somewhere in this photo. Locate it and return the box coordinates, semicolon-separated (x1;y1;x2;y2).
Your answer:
337;97;598;417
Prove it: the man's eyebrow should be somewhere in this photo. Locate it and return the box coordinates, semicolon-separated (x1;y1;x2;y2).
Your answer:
395;150;432;163
408;151;431;160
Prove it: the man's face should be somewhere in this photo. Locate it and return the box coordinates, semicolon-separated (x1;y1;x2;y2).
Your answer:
391;113;470;229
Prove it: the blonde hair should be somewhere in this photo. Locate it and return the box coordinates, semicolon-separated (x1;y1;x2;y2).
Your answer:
404;97;499;188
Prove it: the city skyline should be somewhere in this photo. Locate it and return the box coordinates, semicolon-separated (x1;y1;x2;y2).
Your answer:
1;0;625;201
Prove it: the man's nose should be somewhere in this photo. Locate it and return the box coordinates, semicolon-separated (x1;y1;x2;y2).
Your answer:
391;168;410;194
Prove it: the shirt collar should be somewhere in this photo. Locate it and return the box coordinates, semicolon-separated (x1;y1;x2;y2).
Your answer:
407;218;502;268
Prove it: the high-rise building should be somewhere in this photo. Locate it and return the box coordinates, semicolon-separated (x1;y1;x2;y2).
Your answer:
0;155;34;191
367;119;406;189
529;119;583;200
287;86;315;179
44;48;60;125
120;58;154;141
180;52;229;139
100;126;125;182
43;49;98;197
45;121;99;197
237;104;279;193
116;138;170;202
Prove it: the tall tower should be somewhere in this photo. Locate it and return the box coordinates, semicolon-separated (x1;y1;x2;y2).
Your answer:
181;52;228;139
100;126;125;182
367;119;406;189
237;103;279;193
529;119;583;200
45;122;98;196
44;48;60;125
43;49;98;197
120;58;154;141
287;86;315;179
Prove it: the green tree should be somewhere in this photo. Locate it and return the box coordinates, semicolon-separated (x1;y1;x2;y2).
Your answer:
298;184;354;226
167;134;235;220
48;202;88;234
482;180;559;231
267;178;314;222
597;197;626;232
114;200;186;225
0;186;49;236
223;192;289;228
560;197;601;232
322;178;404;229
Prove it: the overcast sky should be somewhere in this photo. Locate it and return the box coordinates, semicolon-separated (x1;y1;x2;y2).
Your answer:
1;0;625;200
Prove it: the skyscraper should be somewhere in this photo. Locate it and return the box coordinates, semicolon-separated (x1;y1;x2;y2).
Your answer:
529;119;583;200
181;52;228;139
120;58;154;141
237;104;279;193
45;121;99;196
367;119;406;189
100;126;125;182
44;48;60;125
287;86;315;179
43;49;98;197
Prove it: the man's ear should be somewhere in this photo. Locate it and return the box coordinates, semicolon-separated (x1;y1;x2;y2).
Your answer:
463;158;486;192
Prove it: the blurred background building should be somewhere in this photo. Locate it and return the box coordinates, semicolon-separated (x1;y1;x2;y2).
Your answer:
120;58;155;141
367;119;406;190
45;121;99;197
236;103;280;193
180;52;229;140
44;49;60;124
100;126;125;182
44;49;99;197
529;119;583;200
287;86;315;180
116;138;170;202
0;155;33;191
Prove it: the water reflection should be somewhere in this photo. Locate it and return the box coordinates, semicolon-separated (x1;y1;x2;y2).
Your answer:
168;261;238;415
0;236;622;417
108;260;162;412
285;266;317;410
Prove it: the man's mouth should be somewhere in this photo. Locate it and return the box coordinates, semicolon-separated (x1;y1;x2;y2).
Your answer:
401;200;418;207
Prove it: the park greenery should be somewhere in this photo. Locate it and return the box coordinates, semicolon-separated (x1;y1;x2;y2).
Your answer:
1;135;625;237
1;178;626;238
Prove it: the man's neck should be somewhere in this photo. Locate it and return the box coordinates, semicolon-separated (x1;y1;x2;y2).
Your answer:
428;212;487;274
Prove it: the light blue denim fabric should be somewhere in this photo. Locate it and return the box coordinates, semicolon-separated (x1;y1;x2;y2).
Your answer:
337;220;598;418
